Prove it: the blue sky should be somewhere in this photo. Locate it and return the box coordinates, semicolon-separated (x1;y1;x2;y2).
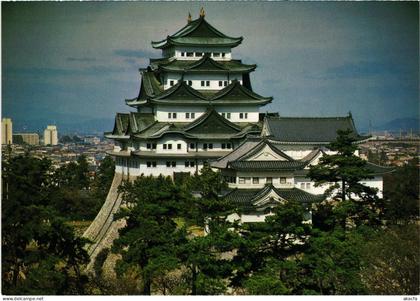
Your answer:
2;2;418;133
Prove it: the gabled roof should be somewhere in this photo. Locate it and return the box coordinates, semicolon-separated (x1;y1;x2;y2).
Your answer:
184;108;242;134
152;16;243;49
126;112;155;134
210;80;272;104
263;115;368;143
153;80;208;101
157;56;256;73
224;186;321;211
107;113;130;139
126;71;163;107
238;139;294;161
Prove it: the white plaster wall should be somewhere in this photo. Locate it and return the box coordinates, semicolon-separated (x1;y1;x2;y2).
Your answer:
361;176;383;198
156;136;189;154
172;46;232;61
155;105;259;123
228;171;295;189
163;73;242;90
115;159;205;177
155;106;205;122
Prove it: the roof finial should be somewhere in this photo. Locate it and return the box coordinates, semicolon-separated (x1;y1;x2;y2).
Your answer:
199;7;205;18
187;12;192;23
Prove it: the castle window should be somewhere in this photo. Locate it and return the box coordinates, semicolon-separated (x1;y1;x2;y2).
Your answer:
239;113;244;119
190;143;195;149
191;112;195;118
185;161;195;167
226;113;231;119
187;80;192;86
163;144;167;150
147;143;151;149
168;113;171;119
226;143;232;149
181;52;185;57
170;80;174;86
177;143;182;150
186;112;190;119
186;52;194;57
219;81;223;87
306;183;311;189
253;177;259;184
221;143;226;149
224;81;228;86
239;177;245;184
213;52;220;57
222;53;226;58
208;143;213;149
280;177;286;184
152;143;156;150
301;183;305;189
203;143;208;150
201;81;205;87
166;161;171;167
171;161;176;167
266;177;273;184
152;161;156;167
196;52;203;57
168;144;172;150
206;80;210;87
147;161;151;168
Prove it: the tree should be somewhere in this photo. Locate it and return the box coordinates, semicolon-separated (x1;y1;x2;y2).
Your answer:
308;129;382;228
299;228;368;295
232;200;311;294
383;158;419;224
360;224;419;295
2;154;90;294
91;156;115;201
112;175;186;295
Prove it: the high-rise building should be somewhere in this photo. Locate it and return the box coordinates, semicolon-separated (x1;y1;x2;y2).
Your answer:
2;118;13;145
13;133;40;145
43;125;58;146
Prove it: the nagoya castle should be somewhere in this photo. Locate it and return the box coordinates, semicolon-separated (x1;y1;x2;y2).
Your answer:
84;10;389;267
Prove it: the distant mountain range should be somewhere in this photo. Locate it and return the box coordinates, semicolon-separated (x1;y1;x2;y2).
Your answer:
372;117;419;133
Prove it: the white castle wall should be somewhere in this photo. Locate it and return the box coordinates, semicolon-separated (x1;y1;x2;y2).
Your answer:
163;73;243;90
155;105;259;123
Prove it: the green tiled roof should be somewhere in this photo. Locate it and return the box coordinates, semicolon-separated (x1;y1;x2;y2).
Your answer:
184;108;241;134
264;115;368;143
228;160;307;171
224;186;321;210
152;17;242;49
366;162;395;175
149;80;271;106
156;56;256;73
126;71;163;107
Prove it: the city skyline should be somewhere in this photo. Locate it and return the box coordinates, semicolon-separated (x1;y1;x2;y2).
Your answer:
2;2;419;133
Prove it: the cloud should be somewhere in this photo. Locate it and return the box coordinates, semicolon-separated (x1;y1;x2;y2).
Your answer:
66;57;97;62
114;49;156;58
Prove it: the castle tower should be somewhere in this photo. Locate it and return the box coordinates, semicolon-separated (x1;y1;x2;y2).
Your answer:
105;12;272;178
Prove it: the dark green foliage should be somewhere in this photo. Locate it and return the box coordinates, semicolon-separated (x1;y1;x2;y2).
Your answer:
94;248;110;278
383;158;419;224
113;175;187;295
2;154;89;295
361;224;420;295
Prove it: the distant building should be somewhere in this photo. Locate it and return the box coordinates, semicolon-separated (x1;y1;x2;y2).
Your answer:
13;133;40;145
1;118;13;145
84;136;101;145
44;125;58;145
